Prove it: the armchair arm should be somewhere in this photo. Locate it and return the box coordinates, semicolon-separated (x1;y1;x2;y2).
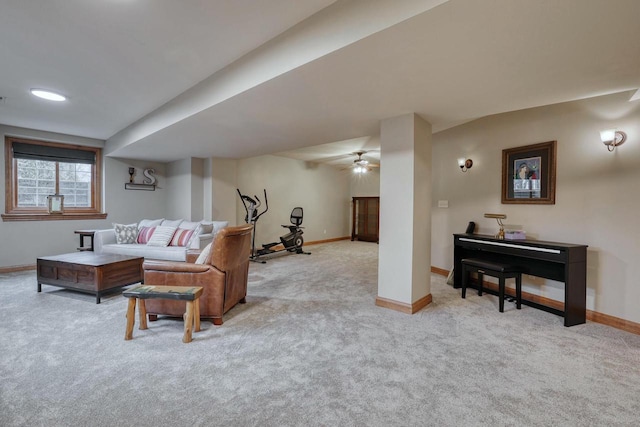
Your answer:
186;249;201;263
143;260;211;274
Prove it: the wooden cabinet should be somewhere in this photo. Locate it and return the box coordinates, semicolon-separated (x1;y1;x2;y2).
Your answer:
351;197;379;242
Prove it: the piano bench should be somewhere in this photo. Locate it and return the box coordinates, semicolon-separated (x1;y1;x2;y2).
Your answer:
461;258;522;313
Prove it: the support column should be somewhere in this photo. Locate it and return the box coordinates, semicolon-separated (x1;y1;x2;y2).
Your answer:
376;113;432;313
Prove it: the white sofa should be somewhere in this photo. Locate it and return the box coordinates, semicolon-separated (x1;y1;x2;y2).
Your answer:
93;219;228;261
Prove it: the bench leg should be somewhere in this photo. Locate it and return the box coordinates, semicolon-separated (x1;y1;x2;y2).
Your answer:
183;301;194;343
499;278;505;313
461;266;468;298
477;273;484;296
194;298;201;333
138;299;148;330
125;298;136;340
516;275;522;309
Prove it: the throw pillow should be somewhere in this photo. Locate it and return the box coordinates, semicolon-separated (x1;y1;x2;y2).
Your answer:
178;220;200;230
170;228;195;247
198;222;214;234
146;226;177;247
138;218;164;229
137;226;156;244
114;223;138;244
161;219;183;228
195;242;212;264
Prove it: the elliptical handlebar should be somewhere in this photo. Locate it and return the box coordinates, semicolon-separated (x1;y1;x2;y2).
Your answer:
237;188;268;224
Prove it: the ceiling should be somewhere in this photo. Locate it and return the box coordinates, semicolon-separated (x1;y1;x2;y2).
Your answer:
1;0;640;168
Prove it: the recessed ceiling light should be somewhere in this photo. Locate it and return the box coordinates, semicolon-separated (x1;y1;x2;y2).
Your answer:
30;89;67;102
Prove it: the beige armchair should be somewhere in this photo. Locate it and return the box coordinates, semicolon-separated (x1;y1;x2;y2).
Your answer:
142;224;253;325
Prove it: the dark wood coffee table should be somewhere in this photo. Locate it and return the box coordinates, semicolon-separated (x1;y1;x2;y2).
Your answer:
37;252;144;303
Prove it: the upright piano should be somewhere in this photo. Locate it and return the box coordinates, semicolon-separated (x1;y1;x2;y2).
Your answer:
453;234;588;327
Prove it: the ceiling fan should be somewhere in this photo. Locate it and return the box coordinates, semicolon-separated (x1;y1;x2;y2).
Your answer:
351;151;379;173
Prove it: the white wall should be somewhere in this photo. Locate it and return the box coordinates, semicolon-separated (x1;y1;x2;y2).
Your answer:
165;158;192;220
236;155;350;245
0;125;168;267
431;91;640;323
210;158;238;224
350;168;380;197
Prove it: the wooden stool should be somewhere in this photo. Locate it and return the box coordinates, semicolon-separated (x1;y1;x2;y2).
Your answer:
123;285;203;343
461;258;522;312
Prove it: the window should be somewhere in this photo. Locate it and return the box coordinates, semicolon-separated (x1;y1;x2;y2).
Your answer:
3;136;106;221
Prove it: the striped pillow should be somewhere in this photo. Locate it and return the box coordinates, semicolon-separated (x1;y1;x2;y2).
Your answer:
170;228;195;247
146;226;177;247
137;226;156;244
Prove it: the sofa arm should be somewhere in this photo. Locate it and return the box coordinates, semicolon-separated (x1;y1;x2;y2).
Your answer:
190;233;213;250
93;229;116;253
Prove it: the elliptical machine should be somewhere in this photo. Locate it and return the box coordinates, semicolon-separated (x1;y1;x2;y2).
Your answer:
237;188;310;263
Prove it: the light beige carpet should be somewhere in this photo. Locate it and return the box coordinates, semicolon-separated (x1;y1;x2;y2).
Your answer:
1;241;639;426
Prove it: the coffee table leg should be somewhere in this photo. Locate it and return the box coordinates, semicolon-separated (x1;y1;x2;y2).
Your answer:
125;298;136;340
194;297;201;333
183;301;194;343
138;299;148;330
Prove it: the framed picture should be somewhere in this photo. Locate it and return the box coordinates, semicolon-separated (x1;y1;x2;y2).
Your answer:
502;141;556;204
47;194;64;213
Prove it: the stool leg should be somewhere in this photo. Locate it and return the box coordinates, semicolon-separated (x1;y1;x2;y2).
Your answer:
125;298;136;340
477;273;484;296
138;299;148;330
194;297;201;333
516;274;522;310
499;278;505;312
183;301;194;343
461;266;468;299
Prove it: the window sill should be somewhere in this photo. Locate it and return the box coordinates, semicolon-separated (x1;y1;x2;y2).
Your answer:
1;212;108;222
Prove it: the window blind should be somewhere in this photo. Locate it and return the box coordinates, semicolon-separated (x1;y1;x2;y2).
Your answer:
12;141;95;164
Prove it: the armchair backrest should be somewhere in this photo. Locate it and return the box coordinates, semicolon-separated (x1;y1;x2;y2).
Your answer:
209;224;253;271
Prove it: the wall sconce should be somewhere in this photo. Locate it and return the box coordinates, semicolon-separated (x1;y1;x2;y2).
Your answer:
128;167;135;183
600;129;626;152
484;213;506;240
458;158;473;172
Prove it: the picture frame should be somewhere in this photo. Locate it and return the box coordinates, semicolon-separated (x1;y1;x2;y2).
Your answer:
501;141;556;204
47;194;64;214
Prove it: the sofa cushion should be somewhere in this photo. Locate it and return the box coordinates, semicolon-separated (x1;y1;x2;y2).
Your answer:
114;223;138;244
178;220;200;230
137;226;156;244
138;218;164;229
147;226;177;247
161;219;183;228
102;243;187;261
170;228;195;247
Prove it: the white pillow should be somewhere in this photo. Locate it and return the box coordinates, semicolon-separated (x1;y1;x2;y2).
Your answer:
195;243;212;264
161;219;183;228
146;226;177;247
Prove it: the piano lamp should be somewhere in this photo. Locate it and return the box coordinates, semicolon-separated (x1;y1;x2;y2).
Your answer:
600;129;626;152
484;213;506;240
